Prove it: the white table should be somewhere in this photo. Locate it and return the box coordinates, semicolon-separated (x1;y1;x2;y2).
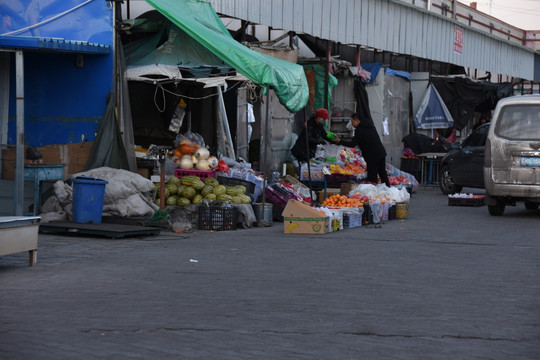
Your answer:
0;216;41;266
416;153;446;186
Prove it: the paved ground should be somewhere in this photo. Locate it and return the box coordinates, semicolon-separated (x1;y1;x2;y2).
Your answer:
1;186;539;359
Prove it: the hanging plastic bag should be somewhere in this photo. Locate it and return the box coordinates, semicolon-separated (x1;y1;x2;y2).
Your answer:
168;106;186;133
382;117;390;136
174;131;206;148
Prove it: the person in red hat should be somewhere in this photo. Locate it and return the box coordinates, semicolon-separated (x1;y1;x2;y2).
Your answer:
291;108;337;162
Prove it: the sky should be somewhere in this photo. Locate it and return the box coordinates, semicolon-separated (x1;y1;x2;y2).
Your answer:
472;0;540;30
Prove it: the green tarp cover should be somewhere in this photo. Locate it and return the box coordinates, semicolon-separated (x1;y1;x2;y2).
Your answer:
145;0;309;113
123;20;229;69
303;64;338;111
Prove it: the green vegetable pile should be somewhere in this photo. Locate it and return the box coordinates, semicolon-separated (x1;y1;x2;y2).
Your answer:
155;176;252;207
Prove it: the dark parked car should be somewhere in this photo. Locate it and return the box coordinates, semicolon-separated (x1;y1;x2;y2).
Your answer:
438;123;490;194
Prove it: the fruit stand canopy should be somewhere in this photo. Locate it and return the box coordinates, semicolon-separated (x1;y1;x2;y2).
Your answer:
144;0;309;113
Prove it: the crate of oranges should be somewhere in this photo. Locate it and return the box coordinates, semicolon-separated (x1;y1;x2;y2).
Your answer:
322;194;364;208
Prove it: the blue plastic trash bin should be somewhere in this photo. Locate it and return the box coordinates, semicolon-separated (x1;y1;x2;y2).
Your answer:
72;177;108;224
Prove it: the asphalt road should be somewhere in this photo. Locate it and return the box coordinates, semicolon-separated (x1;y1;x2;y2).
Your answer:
1;186;539;359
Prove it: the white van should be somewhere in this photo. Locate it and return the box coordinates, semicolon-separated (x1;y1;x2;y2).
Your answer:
484;95;540;216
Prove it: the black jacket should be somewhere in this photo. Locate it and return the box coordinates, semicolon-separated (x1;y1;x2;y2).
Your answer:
339;121;386;162
291;118;332;162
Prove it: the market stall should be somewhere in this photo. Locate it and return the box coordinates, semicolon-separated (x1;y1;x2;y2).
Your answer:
37;129;415;233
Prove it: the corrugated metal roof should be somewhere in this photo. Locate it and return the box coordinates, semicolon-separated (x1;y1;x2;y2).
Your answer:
0;36;110;55
208;0;536;81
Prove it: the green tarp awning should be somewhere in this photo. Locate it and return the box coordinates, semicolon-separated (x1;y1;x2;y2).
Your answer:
145;0;309;113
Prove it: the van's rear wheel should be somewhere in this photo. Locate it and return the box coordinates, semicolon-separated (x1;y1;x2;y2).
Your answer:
488;200;505;216
524;201;539;210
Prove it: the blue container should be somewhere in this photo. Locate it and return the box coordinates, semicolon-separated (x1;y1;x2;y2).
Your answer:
72;177;108;224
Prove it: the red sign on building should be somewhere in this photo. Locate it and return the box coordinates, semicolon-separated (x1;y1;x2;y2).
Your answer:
454;26;463;55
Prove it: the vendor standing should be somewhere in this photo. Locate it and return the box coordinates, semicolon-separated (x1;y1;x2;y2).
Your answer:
291;108;336;162
333;113;390;187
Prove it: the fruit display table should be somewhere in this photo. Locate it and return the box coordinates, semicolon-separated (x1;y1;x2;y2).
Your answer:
0;216;41;266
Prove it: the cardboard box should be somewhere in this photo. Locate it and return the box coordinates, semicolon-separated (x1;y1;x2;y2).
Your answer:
279;175;312;201
136;168;152;179
340;183;355;195
282;199;329;234
318;188;340;203
2;142;93;179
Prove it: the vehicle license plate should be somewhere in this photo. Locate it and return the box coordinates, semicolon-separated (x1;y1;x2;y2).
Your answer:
520;157;540;167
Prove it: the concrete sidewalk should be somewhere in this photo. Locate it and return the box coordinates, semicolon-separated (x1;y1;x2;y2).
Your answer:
1;186;539;359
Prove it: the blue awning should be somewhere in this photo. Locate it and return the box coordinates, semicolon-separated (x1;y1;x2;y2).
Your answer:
0;36;110;55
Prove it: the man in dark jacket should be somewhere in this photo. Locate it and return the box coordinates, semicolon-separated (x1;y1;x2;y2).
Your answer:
334;113;390;186
291;108;335;162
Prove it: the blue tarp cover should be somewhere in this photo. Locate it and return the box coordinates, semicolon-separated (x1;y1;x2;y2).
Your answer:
385;67;412;81
360;63;382;84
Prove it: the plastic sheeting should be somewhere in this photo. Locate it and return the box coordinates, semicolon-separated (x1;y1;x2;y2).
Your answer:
431;76;513;131
84;91;130;171
144;0;308;113
123;18;233;81
85;33;136;172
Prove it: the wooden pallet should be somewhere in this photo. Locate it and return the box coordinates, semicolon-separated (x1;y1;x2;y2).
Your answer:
39;221;161;239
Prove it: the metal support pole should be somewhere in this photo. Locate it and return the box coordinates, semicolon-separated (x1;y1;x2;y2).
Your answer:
159;148;166;210
305;118;313;197
0;52;10;180
324;40;331;112
258;91;270;227
14;50;24;216
217;86;235;159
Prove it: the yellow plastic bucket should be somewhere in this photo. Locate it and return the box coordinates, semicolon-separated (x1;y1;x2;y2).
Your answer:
396;203;409;219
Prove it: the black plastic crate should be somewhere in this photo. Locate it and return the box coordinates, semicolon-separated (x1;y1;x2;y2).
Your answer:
198;205;238;231
300;180;325;191
217;176;256;196
362;204;373;225
136;158;157;169
388;204;396;220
